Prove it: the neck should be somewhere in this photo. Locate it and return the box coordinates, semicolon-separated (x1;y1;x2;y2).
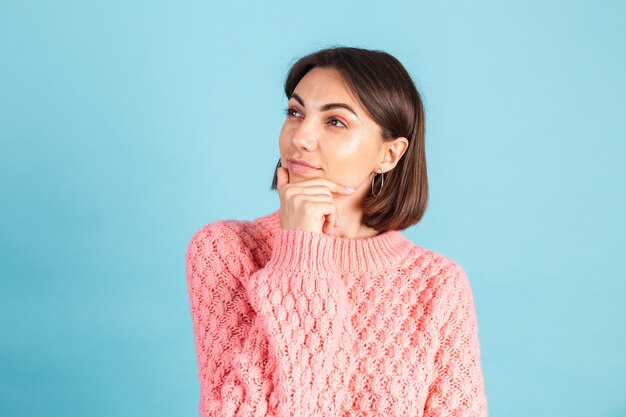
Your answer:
331;214;380;239
330;184;380;239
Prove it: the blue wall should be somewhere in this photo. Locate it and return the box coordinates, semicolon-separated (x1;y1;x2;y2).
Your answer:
1;1;625;416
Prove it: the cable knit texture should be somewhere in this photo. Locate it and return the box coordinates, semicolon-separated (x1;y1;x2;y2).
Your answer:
185;209;488;417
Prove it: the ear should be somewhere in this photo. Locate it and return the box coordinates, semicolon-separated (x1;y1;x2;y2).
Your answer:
377;137;409;173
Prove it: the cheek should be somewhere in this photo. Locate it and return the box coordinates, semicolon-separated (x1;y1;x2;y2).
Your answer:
278;125;296;168
326;144;377;187
278;125;289;151
278;123;295;145
331;139;375;167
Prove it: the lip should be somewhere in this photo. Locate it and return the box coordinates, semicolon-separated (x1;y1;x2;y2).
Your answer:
288;159;322;176
288;158;320;169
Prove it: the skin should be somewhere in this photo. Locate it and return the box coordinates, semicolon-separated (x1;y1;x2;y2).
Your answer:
277;66;409;239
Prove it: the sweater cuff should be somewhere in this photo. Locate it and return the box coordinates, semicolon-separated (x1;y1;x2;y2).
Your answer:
266;228;337;274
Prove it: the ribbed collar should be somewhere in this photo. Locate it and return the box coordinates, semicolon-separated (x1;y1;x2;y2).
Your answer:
254;209;416;273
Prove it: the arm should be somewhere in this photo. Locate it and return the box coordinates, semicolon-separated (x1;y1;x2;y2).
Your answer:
424;265;488;417
185;222;355;417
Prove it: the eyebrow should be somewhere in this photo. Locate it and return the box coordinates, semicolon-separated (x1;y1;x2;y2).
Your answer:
290;92;360;119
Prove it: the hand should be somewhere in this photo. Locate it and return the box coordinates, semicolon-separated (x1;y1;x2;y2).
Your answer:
276;166;356;235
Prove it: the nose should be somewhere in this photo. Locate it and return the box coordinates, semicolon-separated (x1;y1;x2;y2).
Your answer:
290;115;319;151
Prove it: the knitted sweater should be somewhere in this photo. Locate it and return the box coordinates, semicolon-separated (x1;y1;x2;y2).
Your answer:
185;209;488;417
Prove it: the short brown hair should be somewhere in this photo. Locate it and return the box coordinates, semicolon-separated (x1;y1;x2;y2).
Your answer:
270;45;428;233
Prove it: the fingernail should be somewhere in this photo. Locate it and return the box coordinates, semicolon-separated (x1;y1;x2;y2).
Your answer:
345;187;356;193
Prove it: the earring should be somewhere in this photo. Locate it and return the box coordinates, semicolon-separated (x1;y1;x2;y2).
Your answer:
371;171;385;197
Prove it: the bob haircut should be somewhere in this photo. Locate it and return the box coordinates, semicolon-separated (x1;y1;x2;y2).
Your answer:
270;46;428;233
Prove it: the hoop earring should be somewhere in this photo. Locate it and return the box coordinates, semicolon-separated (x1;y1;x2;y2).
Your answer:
371;172;385;197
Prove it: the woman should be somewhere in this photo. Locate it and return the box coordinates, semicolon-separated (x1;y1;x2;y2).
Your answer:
186;46;488;417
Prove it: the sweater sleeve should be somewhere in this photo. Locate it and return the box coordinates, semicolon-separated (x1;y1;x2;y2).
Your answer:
423;264;488;417
185;223;356;417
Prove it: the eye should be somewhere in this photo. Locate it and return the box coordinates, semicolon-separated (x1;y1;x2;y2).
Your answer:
283;107;301;118
328;117;347;129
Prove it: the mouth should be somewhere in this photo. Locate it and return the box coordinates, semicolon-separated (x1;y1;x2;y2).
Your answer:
288;158;320;169
287;158;322;175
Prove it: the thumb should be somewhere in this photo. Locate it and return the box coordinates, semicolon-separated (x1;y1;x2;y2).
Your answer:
276;166;289;190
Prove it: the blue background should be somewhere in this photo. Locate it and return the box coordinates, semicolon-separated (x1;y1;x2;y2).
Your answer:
1;1;625;416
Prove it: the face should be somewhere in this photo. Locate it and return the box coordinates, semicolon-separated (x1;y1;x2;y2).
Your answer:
279;67;386;191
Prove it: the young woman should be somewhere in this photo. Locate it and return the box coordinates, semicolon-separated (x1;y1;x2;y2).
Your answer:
186;46;488;417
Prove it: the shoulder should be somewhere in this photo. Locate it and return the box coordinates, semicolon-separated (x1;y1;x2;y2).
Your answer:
186;218;248;258
185;216;270;272
404;244;469;286
430;250;471;291
419;249;477;327
186;219;242;253
407;245;474;308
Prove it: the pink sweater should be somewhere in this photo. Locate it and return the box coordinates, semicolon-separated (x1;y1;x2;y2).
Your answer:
185;209;488;417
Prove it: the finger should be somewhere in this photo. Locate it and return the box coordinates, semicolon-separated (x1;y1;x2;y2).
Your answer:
286;184;354;200
324;217;334;235
290;177;356;195
320;203;337;235
292;196;336;234
290;193;335;203
276;166;289;192
309;201;336;235
326;206;336;235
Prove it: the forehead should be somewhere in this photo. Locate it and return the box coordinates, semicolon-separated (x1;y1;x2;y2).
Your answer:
292;67;359;105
